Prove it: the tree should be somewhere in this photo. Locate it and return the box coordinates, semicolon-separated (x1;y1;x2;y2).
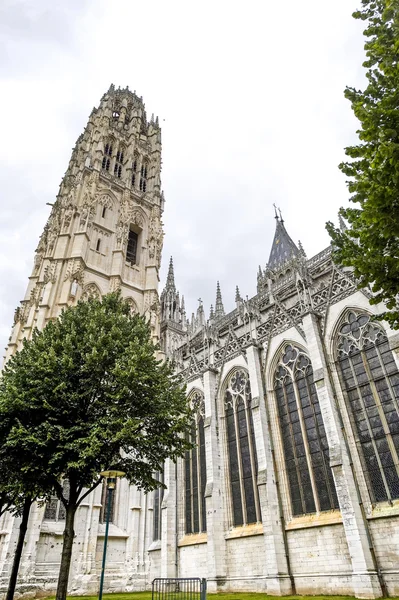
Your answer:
326;0;399;328
0;292;193;600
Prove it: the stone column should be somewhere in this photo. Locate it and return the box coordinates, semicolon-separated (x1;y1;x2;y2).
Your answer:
246;343;293;595
302;311;383;599
203;368;227;592
160;458;177;578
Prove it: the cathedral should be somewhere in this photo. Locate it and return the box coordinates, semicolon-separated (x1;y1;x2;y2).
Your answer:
1;85;399;599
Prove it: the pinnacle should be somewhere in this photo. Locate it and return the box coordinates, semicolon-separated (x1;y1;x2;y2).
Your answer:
165;256;176;291
215;281;225;319
235;285;242;302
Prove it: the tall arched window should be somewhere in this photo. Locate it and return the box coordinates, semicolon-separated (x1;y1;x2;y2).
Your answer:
224;369;260;526
114;147;124;178
336;310;399;503
132;156;138;188
102;141;112;171
185;391;207;534
139;161;148;192
274;344;338;516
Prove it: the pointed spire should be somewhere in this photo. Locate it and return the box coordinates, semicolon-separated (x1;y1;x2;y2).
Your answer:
165;256;176;291
267;213;299;270
209;304;215;319
215;281;225;319
235;285;242;302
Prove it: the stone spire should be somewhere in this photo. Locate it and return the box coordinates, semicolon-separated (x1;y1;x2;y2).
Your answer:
339;214;348;232
235;285;242;302
215;281;225;319
165;256;176;291
209;304;215;320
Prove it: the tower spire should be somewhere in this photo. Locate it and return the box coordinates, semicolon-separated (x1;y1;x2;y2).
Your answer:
267;213;299;270
165;256;176;291
215;281;225;319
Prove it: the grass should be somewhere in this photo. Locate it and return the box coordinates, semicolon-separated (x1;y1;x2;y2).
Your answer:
44;593;399;600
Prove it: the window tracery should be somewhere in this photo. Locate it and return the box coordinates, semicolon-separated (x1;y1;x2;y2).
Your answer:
336;310;399;503
274;344;338;516
185;390;207;534
224;369;261;526
44;480;70;521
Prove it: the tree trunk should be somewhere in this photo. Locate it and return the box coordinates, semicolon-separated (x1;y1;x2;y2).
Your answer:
55;504;77;600
6;497;32;600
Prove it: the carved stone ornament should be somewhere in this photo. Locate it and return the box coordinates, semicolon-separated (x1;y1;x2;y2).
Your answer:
43;262;57;285
78;204;95;231
147;206;164;263
125;297;138;314
64;259;85;285
61;203;74;233
116;220;129;249
81;283;101;301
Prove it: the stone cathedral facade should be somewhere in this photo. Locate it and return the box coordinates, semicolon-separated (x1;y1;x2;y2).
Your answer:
2;86;399;599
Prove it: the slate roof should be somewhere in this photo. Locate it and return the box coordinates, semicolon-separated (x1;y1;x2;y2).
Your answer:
267;217;299;270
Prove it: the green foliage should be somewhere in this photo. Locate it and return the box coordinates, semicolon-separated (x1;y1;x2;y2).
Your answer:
0;291;193;502
326;0;399;328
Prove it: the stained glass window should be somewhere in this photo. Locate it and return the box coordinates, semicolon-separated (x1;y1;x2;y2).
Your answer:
336;310;399;503
224;369;261;526
185;391;207;534
274;345;338;516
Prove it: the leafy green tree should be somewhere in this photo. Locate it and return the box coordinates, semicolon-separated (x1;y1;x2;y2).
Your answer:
0;292;192;600
326;0;399;328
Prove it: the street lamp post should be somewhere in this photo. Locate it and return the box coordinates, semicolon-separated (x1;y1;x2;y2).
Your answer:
98;467;126;600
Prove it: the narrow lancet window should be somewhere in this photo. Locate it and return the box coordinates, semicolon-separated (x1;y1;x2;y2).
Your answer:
114;148;124;178
139;162;148;192
102;141;112;171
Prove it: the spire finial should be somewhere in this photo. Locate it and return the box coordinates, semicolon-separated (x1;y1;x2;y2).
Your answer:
338;213;348;232
235;285;242;302
278;207;284;223
273;203;279;220
215;281;225;318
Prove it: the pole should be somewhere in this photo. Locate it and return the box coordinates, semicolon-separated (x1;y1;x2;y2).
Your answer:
98;482;114;600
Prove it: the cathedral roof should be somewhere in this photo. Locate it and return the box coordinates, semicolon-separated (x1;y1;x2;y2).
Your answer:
267;213;299;270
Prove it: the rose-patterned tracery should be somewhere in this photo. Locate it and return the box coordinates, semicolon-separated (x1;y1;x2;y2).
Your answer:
336;310;399;503
185;390;207;534
224;369;261;526
274;345;338;516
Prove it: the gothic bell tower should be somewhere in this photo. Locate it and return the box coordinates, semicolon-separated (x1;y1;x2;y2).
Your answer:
5;84;164;362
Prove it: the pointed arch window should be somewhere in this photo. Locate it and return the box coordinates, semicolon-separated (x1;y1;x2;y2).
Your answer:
114;147;124;178
185;391;207;534
153;470;164;541
132;156;138;188
336;311;399;503
139;161;148;192
102;141;113;171
274;345;338;516
224;369;261;526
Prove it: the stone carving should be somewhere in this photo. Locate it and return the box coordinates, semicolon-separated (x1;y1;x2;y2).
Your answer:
147;205;163;263
62;204;74;232
81;283;101;301
116;220;129;249
64;259;85;285
78;204;95;232
43;262;57;285
125;297;138;314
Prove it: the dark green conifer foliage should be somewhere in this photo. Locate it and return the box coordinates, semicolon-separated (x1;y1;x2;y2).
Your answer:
326;0;399;328
0;293;192;600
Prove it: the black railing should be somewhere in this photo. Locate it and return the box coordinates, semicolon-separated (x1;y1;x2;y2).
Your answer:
152;578;206;600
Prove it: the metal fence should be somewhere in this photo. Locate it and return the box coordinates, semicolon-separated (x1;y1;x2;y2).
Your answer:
152;578;206;600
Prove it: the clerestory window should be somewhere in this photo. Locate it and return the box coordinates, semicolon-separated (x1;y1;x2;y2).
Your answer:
274;344;339;516
336;311;399;503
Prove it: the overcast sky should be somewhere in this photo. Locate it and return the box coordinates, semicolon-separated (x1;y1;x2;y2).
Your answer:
0;0;366;353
